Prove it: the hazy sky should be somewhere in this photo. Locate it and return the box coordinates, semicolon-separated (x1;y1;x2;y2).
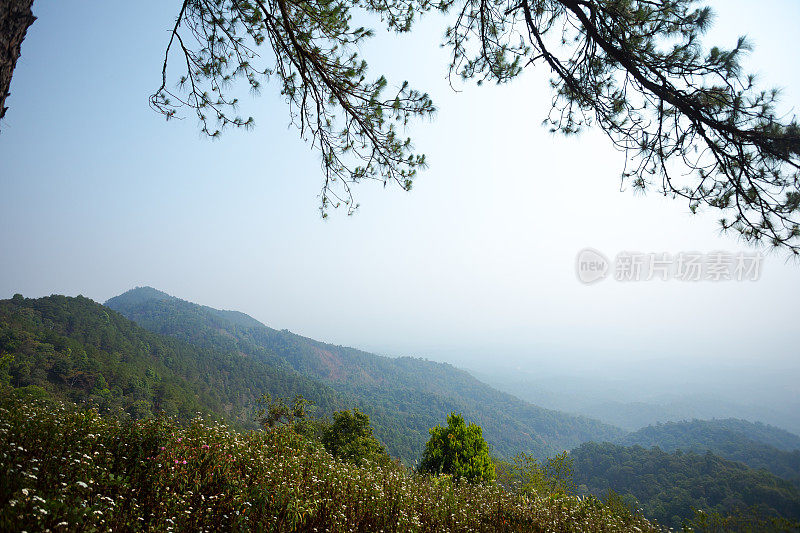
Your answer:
1;0;798;377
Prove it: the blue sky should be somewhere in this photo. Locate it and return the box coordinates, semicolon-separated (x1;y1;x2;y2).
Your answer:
1;0;799;383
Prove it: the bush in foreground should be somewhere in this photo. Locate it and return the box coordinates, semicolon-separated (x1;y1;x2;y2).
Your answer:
0;396;662;532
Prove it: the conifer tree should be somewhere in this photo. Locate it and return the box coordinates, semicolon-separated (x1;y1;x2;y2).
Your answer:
151;0;799;251
3;1;799;251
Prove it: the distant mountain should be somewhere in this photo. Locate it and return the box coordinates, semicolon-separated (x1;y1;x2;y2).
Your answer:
571;442;800;529
106;286;625;462
578;399;800;436
473;367;800;435
618;419;800;487
0;293;343;425
620;418;800;452
582;399;721;431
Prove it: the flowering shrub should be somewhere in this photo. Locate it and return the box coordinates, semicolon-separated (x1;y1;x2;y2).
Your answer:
0;396;663;532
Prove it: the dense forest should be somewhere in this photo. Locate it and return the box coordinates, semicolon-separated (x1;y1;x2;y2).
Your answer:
618;419;800;487
0;290;622;462
571;442;800;529
620;418;800;452
106;287;624;461
0;294;344;426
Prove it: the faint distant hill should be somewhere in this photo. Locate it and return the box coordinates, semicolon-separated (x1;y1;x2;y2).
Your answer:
578;398;800;436
106;286;624;462
617;418;800;487
619;418;800;452
473;368;800;435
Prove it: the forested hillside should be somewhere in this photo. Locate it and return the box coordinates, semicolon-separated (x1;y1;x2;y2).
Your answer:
4;291;800;530
0;294;343;426
571;442;800;529
106;287;624;461
618;419;800;487
620;418;800;452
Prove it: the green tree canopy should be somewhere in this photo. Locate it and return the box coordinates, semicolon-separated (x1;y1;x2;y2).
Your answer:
419;412;495;483
496;450;575;496
321;408;388;465
258;394;313;429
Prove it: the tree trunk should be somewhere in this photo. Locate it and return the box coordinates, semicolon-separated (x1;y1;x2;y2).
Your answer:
0;0;35;127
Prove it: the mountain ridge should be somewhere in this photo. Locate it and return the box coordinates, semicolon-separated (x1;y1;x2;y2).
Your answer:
105;286;625;461
0;293;345;425
620;418;800;452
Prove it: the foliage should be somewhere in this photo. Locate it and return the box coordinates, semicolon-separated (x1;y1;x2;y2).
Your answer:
0;396;664;532
685;506;800;533
419;413;495;484
256;394;326;440
495;451;575;497
0;294;342;428
445;0;800;251
619;419;800;487
543;451;577;496
570;442;800;529
622;418;800;452
151;0;800;251
257;394;312;429
602;490;638;526
257;395;388;465
106;286;624;463
151;0;435;215
496;453;546;495
321;408;388;465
